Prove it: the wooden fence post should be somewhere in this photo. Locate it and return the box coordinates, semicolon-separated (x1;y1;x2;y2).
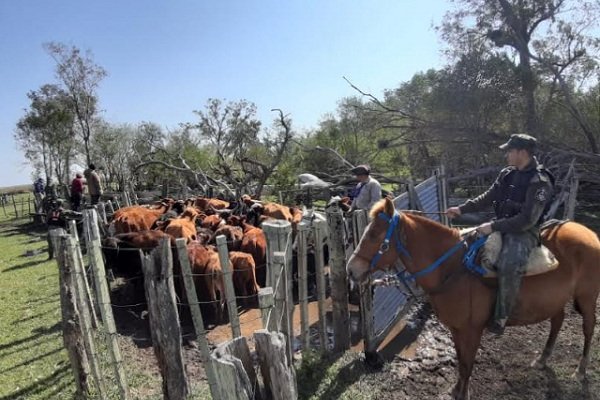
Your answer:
296;221;310;351
272;251;293;364
83;209;130;399
57;234;92;397
436;165;449;226
254;329;298;400
326;204;350;352
216;235;241;338
210;337;259;400
312;218;328;351
12;194;19;218
258;287;275;330
66;235;107;399
106;200;115;216
359;279;377;357
352;209;369;248
174;238;220;400
68;220;98;329
262;220;294;357
97;202;108;225
142;238;189;400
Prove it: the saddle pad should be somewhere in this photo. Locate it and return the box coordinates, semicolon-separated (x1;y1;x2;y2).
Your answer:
480;232;559;278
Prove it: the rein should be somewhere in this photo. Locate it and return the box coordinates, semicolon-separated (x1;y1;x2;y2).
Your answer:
366;211;485;295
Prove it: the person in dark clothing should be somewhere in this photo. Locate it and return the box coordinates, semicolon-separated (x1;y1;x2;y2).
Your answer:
46;200;68;260
446;134;554;334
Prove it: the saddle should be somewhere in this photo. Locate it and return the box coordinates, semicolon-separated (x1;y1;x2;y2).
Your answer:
461;219;566;278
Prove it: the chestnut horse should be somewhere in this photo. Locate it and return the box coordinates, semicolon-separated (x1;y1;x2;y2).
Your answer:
346;197;600;400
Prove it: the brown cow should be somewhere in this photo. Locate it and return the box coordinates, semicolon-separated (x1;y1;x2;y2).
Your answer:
184;242;226;324
214;224;244;251
164;207;199;243
228;215;268;287
195;197;229;211
201;214;224;231
229;251;260;307
112;203;170;234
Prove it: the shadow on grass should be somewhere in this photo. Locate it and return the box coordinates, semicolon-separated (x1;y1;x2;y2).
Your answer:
0;322;61;354
2;258;48;273
0;363;72;400
0;347;64;375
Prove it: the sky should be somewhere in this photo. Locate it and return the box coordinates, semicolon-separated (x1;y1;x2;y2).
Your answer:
0;0;450;187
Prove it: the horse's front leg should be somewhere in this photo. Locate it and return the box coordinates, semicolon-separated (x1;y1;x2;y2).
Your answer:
449;327;483;400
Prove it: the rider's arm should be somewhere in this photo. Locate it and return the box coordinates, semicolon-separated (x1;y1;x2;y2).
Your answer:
458;167;512;215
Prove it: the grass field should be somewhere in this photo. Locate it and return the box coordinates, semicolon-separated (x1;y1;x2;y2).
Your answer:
0;217;76;400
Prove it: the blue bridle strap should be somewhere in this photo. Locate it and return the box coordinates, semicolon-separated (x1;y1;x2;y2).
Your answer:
369;212;410;270
398;238;466;282
368;211;471;284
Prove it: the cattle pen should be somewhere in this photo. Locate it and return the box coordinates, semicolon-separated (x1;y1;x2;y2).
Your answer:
47;163;580;399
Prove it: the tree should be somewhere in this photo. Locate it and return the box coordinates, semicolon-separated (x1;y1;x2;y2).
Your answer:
439;0;600;151
44;42;107;165
15;84;76;185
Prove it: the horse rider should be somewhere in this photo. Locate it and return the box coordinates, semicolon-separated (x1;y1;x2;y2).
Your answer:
445;134;554;334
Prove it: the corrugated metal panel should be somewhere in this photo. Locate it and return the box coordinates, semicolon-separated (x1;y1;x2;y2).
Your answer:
373;176;441;337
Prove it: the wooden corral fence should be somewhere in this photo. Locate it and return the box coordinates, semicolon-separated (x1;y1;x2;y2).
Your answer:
0;193;35;220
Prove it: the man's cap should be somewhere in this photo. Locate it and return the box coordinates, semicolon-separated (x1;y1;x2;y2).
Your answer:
499;134;537;151
351;165;370;175
88;163;96;170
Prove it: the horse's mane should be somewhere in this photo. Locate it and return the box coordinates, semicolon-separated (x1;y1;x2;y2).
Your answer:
369;199;460;239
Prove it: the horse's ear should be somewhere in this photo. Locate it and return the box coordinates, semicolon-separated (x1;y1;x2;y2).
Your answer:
384;197;395;216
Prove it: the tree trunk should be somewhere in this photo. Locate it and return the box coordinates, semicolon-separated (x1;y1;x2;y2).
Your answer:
519;49;538;135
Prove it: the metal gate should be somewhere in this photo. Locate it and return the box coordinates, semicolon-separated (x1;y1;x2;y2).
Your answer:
361;167;448;355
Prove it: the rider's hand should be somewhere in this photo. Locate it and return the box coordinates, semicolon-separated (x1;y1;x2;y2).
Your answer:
476;222;493;235
445;207;461;219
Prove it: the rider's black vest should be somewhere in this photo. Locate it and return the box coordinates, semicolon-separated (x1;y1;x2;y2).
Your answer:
493;165;554;222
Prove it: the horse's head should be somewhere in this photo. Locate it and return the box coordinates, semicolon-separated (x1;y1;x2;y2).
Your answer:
347;197;403;283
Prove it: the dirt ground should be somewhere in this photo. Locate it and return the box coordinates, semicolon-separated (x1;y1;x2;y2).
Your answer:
110;290;600;400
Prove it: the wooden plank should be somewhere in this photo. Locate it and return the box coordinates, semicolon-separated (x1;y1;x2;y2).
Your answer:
326;204;350;352
211;337;259;400
174;238;220;399
296;221;310;350
258;287;275;330
66;235;107;399
272;252;293;364
312;218;328;352
254;329;298;400
359;279;376;355
83;209;130;399
216;235;241;338
57;234;92;397
262;220;294;360
142;238;189;399
68;220;98;329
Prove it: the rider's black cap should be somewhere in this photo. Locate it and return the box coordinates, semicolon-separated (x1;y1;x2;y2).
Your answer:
499;134;537;151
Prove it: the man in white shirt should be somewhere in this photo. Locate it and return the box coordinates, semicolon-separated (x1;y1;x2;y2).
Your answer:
350;165;382;212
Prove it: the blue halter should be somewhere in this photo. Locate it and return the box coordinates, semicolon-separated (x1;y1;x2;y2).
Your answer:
368;211;473;283
368;212;411;270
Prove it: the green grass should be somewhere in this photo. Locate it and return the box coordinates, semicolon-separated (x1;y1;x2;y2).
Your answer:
0;218;76;400
296;350;383;400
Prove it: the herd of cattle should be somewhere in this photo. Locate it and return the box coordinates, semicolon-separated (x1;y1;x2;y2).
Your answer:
100;195;334;325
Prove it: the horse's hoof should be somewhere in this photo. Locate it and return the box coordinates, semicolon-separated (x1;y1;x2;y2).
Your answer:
364;351;384;370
